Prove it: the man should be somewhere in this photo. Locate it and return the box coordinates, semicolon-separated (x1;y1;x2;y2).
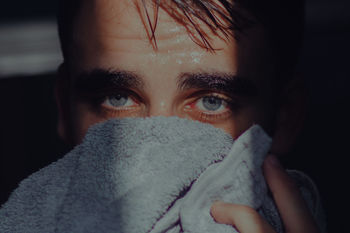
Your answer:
3;0;323;232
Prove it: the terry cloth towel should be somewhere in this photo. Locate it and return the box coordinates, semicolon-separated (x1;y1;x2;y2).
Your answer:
0;116;325;233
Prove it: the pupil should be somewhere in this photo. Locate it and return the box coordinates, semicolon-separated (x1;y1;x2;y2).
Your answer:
109;94;128;106
203;97;222;111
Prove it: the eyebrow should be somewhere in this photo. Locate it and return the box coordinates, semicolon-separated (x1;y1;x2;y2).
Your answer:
73;69;145;98
178;72;258;97
73;69;258;98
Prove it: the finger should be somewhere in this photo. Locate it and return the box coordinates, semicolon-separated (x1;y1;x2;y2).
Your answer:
263;154;319;233
211;201;277;233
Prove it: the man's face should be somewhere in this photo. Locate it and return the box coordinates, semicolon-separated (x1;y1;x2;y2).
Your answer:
65;0;277;144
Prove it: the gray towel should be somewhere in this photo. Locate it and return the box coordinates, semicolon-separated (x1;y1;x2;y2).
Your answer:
0;116;325;232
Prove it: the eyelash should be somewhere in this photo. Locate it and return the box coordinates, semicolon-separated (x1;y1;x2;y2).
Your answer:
187;93;237;122
92;91;238;121
96;90;141;116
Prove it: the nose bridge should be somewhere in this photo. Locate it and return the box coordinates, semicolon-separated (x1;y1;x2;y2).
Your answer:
147;99;174;117
143;69;177;117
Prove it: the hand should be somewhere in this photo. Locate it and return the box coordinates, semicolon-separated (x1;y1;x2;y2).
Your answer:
210;154;320;233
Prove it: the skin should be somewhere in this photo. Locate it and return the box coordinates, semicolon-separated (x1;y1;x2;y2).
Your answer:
55;0;320;232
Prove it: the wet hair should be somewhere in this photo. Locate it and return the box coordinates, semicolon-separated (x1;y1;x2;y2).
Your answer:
57;0;304;84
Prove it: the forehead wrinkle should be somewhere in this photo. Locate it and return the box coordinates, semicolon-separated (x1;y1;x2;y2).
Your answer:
76;0;235;54
126;0;234;51
96;25;228;55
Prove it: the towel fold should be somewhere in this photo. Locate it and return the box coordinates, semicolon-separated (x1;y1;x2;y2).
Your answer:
0;116;325;233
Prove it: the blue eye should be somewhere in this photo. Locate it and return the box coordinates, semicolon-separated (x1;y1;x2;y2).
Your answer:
202;96;222;111
196;96;227;112
103;94;135;107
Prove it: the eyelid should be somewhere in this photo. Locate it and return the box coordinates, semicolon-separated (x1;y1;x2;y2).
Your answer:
182;91;239;120
186;89;238;102
92;88;238;122
99;94;141;117
103;89;144;104
103;95;136;108
188;91;234;106
185;98;233;123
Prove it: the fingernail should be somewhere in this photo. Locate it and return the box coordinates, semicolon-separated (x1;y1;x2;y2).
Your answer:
267;154;282;168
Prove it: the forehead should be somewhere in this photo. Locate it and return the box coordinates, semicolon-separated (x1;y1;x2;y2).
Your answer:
73;1;228;68
71;0;274;87
76;0;150;42
74;0;230;45
73;0;234;51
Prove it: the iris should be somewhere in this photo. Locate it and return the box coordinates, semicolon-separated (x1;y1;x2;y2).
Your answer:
108;94;129;107
202;96;222;111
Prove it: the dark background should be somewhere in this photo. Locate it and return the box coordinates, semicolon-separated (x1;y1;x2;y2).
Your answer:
0;0;349;232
